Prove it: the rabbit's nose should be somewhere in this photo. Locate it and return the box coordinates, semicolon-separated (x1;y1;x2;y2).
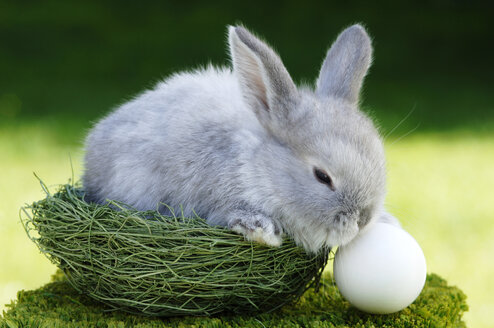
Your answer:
334;211;347;224
334;210;359;227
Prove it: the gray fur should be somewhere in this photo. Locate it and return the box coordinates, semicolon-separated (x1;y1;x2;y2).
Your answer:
316;24;372;104
83;24;398;253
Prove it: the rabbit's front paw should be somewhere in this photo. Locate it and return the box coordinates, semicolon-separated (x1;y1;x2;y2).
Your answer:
228;212;282;247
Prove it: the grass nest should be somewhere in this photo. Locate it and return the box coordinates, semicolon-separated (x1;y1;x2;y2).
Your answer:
21;181;329;317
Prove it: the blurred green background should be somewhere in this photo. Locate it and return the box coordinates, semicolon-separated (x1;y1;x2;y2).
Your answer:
1;1;493;327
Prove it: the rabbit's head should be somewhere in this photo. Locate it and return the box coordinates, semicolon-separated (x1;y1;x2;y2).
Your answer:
229;25;386;252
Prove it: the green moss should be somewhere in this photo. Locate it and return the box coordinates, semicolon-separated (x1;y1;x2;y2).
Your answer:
1;271;467;328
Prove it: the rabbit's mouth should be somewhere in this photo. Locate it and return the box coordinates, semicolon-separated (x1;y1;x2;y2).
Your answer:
282;209;364;252
287;219;360;253
326;219;360;247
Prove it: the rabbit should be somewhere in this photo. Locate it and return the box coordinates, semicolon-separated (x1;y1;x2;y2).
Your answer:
83;24;400;253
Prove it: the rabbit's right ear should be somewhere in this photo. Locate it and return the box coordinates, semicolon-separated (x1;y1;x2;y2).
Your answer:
229;26;297;128
316;24;373;104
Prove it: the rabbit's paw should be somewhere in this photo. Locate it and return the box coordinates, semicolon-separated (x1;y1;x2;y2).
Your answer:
228;212;282;247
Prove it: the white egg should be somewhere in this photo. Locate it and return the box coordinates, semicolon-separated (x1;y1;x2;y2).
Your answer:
333;222;427;314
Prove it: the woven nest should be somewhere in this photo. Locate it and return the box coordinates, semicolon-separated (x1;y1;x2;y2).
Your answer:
21;182;329;316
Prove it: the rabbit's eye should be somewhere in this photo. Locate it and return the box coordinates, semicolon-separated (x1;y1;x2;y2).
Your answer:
314;168;335;191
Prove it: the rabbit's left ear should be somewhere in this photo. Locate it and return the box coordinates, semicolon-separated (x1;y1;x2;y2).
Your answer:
229;26;297;126
316;24;373;104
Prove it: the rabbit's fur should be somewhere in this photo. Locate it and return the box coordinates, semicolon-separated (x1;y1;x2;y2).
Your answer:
83;24;397;253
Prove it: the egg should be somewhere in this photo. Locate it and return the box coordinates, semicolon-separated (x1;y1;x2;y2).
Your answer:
333;222;427;314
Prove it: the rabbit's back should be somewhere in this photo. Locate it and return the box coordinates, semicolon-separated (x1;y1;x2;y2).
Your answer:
83;66;263;217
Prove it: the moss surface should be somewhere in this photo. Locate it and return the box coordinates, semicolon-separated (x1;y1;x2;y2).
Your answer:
1;271;467;328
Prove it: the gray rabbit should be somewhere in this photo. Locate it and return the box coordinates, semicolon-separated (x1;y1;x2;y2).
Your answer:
83;24;399;253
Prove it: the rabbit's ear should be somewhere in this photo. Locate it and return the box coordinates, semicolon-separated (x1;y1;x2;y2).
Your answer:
229;26;297;125
316;24;372;104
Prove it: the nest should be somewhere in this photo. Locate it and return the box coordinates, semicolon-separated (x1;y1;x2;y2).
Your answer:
21;182;329;316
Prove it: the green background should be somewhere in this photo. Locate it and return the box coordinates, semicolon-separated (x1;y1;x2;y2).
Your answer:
1;1;493;327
